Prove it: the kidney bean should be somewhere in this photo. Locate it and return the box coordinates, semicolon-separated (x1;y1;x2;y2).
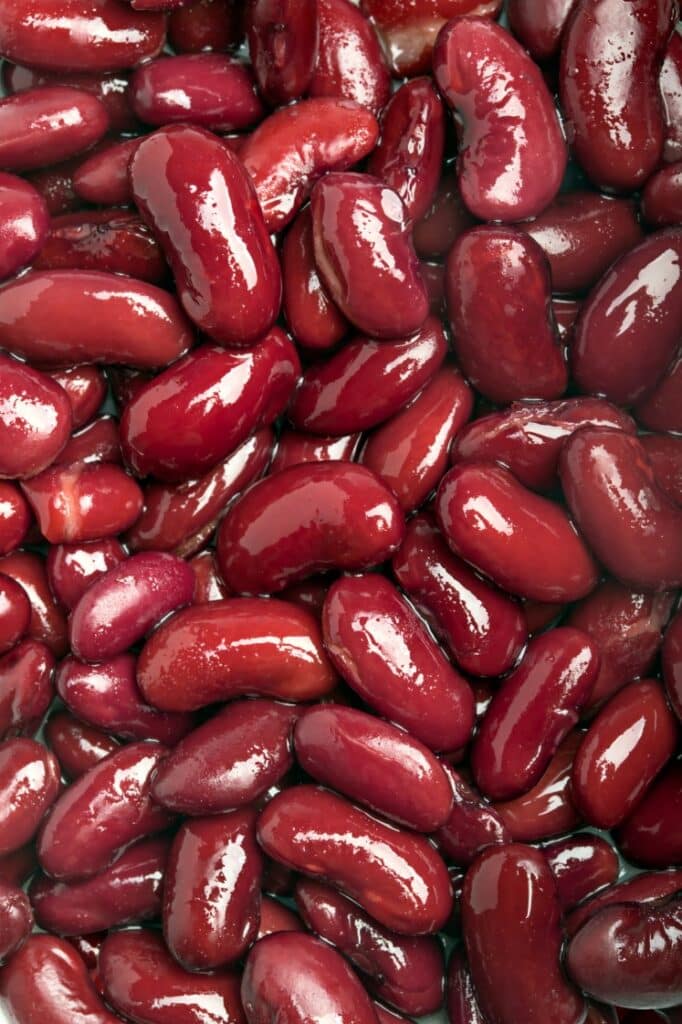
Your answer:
617;759;682;867
560;0;675;190
662;29;682;163
567;896;682;1010
412;173;476;258
271;431;359;475
0;845;37;889
446;227;566;403
289;318;446;435
101;927;245;1024
187;552;228;602
246;0;318;105
361;364;473;512
642;162;682;227
3;61;137;133
636;351;682;434
72;136;139;206
0;354;73;480
46;539;124;611
257;896;301;939
0;738;60;856
311;171;428;338
437;461;597;603
281;208;348;351
0;172;47;280
434;17;566;221
38;741;172;881
295;704;453;831
572;679;678;829
663;609;682;721
553;297;583;338
0;484;31;557
463;844;585;1024
566;870;682;938
447;947;489;1024
434;764;510;866
420;259;446;313
0;640;55;740
0;881;32;964
0;87;109;173
543;834;619;911
35;210;166;283
0;551;68;657
21;462;143;544
46;367;106;431
138;599;336;711
44;710;119;780
56;417;122;469
507;0;578;60
0;574;30;656
27;155;81;215
310;0;390;116
641;433;682;507
131;125;281;347
169;0;243;51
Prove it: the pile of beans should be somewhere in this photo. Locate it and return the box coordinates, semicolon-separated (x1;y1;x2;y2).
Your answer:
0;0;680;1022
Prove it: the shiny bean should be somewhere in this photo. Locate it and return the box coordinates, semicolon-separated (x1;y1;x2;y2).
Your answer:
446;947;487;1024
0;484;31;557
0;738;61;856
310;0;390;115
0;172;49;280
47;367;107;430
543;834;619;910
0;87;109;173
435;764;510;867
246;0;318;105
663;609;682;721
0;354;73;480
662;28;682;163
507;0;578;60
46;539;125;611
0;640;55;740
0;574;30;656
44;710;119;780
617;760;682;868
72;136;140;206
0;551;68;656
0;881;32;964
641;433;682;506
271;431;359;474
566;869;682;938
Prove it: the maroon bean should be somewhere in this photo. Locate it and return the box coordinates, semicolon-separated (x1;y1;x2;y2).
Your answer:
247;0;318;105
0;354;73;480
560;0;675;190
323;573;474;752
44;710;119;780
188;551;229;604
0;738;60;856
446;947;487;1024
641;433;682;507
446;227;567;403
0;640;55;741
662;29;682;163
642;162;682;227
0;87;109;173
310;0;390;115
462;844;586;1024
73;136;140;206
636;351;682;434
0;172;48;280
543;834;619;910
0;881;32;964
169;0;243;52
0;551;68;657
0;845;37;889
46;539;125;611
420;259;446;313
257;896;302;939
435;765;510;866
47;367;107;430
3;62;137;134
37;741;172;881
567;896;682;1010
137;599;336;711
572;679;678;829
0;483;31;557
663;609;682;721
617;759;682;867
54;418;121;469
553;296;583;338
295;878;445;1015
566;870;682;938
0;574;30;656
412;173;476;258
271;431;359;474
507;0;578;60
434;17;566;221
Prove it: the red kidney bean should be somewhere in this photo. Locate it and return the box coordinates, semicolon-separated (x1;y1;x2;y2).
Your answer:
246;0;318;105
294;704;453;831
57;418;120;468
169;0;243;52
38;741;172;881
190;550;231;603
560;0;675;191
310;0;390;116
463;843;586;1024
137;599;336;711
21;462;143;544
47;539;125;610
568;582;675;710
3;62;137;134
367;77;444;224
642;162;682;227
131;53;263;130
0;881;32;964
0;354;73;480
44;710;119;780
663;609;682;721
0;172;48;279
27;155;81;215
151;698;297;815
572;679;678;829
0;574;30;656
523;599;564;634
0;845;38;888
322;573;474;752
259;785;452;934
0;933;121;1024
271;431;359;475
361;364;473;512
420;259;446;313
295;878;444;1015
472;628;599;801
72;136;140;206
311;171;429;338
446;227;567;403
101;927;245;1024
242;930;379;1024
567;896;682;1010
617;758;682;867
553;296;583;338
0;551;68;656
257;896;302;939
281;207;348;350
561;427;682;590
30;834;169;935
0;269;193;369
662;29;682;163
446;947;487;1024
493;731;582;842
56;654;196;745
131;125;281;347
635;351;682;434
47;367;107;431
543;834;619;910
35;210;167;283
434;764;510;866
434;17;566;221
507;0;578;60
0;640;55;740
0;483;31;556
164;810;262;970
0;738;60;856
436;461;597;603
412;173;476;258
641;433;682;506
0;87;109;173
289;317;446;435
451;398;636;494
217;463;404;594
571;229;682;405
567;870;682;938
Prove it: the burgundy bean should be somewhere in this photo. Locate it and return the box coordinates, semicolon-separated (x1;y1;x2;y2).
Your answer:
420;259;446;313
446;947;487;1024
560;0;675;190
662;29;682;163
0;738;60;856
27;159;81;217
435;765;510;866
190;551;230;602
446;228;567;403
636;351;682;434
567;896;682;1010
412;173;476;258
289;317;446;435
0;574;30;656
257;896;302;939
434;17;566;221
271;431;359;474
323;572;474;752
568;582;675;709
0;172;48;279
0;934;120;1024
0;354;73;480
663;609;682;721
169;0;243;52
0;484;31;557
164;810;262;970
151;699;297;815
54;416;123;470
451;398;636;493
281;207;348;350
241;97;379;232
361;364;473;512
0;87;109;173
137;599;336;711
0;881;32;964
572;679;678;829
0;640;55;740
566;870;682;938
294;704;453;831
553;296;582;338
3;62;137;134
436;461;598;602
311;171;428;338
47;539;125;610
462;844;586;1024
246;0;318;105
295;878;445;1015
617;759;682;868
642;162;682;227
641;433;682;507
73;136;140;206
258;785;452;934
37;741;172;881
543;834;619;910
47;367;107;431
44;710;119;780
131;125;281;347
310;0;390;115
0;551;68;657
507;0;578;60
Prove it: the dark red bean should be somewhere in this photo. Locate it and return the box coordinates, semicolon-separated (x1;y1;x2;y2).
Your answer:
0;738;61;856
47;367;107;431
553;296;583;338
617;758;682;867
0;172;48;280
642;162;682;226
55;415;121;469
507;0;578;60
663;609;682;721
635;351;682;434
44;710;119;780
434;17;566;221
435;764;510;867
0;845;37;889
0;551;68;657
446;947;487;1024
566;870;682;938
462;844;586;1024
0;640;55;741
257;896;301;939
0;87;109;173
169;0;243;52
46;539;125;611
662;29;682;163
247;0;318;105
72;136;140;206
310;0;390;116
0;881;32;964
0;574;30;656
3;62;137;133
271;431;359;474
543;834;619;910
0;483;31;557
190;550;232;599
641;433;682;507
412;173;476;258
0;354;73;480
